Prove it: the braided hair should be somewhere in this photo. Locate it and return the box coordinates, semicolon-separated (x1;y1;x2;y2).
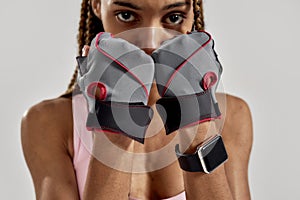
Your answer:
62;0;205;97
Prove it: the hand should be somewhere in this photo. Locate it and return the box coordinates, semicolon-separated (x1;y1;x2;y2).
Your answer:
77;32;155;144
152;31;223;151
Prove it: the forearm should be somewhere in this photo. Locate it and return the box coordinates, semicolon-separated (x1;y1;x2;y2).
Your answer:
183;166;233;200
83;157;132;200
83;133;134;200
180;123;233;200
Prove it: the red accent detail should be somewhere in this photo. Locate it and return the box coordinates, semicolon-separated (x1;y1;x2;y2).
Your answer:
95;128;121;134
87;82;107;101
202;72;218;91
181;115;222;129
95;32;149;97
86;127;92;131
162;31;212;96
86;126;121;134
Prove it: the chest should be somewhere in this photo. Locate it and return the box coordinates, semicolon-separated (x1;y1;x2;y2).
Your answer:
129;163;184;199
129;106;185;199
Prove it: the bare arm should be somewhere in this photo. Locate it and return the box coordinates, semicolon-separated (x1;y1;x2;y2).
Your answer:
78;45;136;199
21;98;80;200
180;122;234;200
221;95;253;199
182;94;253;200
82;133;135;200
21;97;137;200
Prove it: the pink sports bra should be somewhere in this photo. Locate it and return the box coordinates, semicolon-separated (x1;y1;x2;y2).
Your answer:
72;94;186;199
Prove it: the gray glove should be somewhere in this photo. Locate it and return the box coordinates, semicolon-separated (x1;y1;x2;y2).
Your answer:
152;31;223;134
77;32;155;144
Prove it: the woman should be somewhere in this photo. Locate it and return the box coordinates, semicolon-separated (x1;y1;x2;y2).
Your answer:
21;0;253;199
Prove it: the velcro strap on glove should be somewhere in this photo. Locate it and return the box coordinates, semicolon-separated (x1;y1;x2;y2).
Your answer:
86;100;153;144
156;89;221;135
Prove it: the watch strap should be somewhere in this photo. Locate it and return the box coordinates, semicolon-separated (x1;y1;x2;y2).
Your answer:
175;144;204;172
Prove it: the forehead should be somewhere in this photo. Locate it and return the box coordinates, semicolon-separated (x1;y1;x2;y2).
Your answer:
105;0;192;10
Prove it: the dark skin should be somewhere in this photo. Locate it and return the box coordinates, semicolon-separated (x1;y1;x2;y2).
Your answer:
21;0;253;199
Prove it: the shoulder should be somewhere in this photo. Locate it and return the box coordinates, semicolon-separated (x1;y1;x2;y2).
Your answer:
21;97;73;133
226;94;252;122
21;96;74;158
217;93;253;149
24;97;72;116
21;97;82;199
225;94;251;119
216;93;252;123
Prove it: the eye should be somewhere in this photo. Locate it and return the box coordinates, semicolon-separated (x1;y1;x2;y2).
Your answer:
116;11;136;22
164;13;185;25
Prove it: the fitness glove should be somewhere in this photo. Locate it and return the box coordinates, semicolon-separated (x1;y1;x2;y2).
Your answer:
77;32;155;144
152;31;222;134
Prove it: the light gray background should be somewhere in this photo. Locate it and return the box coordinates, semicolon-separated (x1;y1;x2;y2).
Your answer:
1;0;299;199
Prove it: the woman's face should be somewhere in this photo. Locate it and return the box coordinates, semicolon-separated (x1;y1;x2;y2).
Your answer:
97;0;194;34
92;0;194;52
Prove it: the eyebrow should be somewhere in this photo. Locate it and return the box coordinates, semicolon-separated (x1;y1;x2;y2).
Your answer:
163;1;191;10
112;1;190;11
113;1;142;10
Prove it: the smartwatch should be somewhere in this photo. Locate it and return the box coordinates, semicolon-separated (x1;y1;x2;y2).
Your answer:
175;134;228;173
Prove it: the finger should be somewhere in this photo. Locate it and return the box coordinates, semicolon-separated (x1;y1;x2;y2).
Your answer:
82;45;90;56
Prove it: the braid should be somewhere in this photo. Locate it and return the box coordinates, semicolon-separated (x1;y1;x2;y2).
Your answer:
193;0;205;31
78;0;89;56
62;0;104;97
86;2;104;46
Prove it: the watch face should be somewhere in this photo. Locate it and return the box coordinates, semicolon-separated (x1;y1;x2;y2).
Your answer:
199;135;228;173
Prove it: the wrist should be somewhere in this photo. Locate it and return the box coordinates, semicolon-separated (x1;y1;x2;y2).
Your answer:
90;131;135;171
92;131;135;153
176;134;228;173
178;121;217;154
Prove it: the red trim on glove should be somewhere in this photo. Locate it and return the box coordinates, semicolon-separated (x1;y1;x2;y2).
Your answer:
181;115;222;130
86;126;122;134
95;32;149;97
162;31;213;96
